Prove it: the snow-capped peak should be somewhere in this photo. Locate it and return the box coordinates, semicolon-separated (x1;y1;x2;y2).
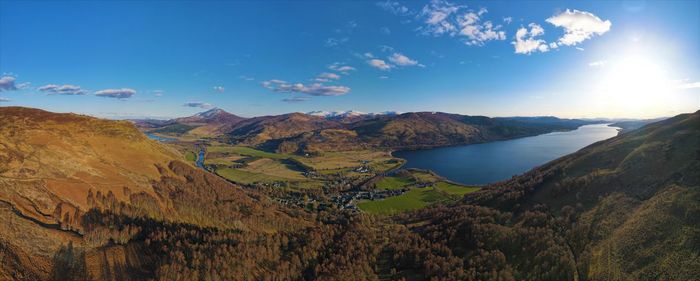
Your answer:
196;107;225;118
306;110;400;119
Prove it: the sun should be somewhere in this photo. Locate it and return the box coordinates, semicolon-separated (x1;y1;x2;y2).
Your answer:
594;55;675;117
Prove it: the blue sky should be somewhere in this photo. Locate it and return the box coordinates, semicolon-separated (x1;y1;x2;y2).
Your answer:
1;0;699;119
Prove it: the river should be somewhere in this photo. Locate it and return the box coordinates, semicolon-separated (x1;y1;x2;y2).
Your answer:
393;124;620;185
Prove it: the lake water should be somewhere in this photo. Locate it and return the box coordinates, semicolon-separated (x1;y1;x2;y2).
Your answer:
393;124;620;185
146;133;176;142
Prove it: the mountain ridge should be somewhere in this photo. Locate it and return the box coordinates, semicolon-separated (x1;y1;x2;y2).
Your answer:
136;108;604;153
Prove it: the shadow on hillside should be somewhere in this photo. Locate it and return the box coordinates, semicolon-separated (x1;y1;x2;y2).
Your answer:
50;242;90;281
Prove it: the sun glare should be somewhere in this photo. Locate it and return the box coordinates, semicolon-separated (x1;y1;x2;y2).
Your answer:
594;56;675;117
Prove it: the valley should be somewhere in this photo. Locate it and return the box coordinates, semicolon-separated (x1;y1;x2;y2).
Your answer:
0;106;697;281
139;108;607;213
4;1;699;280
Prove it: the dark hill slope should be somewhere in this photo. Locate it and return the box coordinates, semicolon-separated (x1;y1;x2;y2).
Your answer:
389;110;699;281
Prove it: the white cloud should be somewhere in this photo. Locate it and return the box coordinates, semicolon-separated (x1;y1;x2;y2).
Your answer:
368;59;392;70
588;60;607;67
503;17;513;24
328;63;356;74
318;72;341;80
0;97;10;102
380;26;391;34
364;52;375;58
678;82;700;90
17;82;30;90
512;23;549;55
417;1;505;46
0;76;18;91
153;90;164;97
213;86;225;93
39;84;86;95
262;80;351;96
546;9;611;46
183;102;213;109
95;88;136;99
376;0;412;16
419;0;461;36
388;53;419;66
379;75;390;79
239;75;255;81
457;12;506;46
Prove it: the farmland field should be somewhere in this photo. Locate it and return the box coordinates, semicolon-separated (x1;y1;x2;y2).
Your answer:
239;158;306;180
359;180;480;215
216;167;291;184
357;187;452;215
435;182;480;195
296;150;395;170
208;145;290;159
376;176;414;190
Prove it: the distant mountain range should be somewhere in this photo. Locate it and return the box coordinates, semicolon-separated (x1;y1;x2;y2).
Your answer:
306;110;401;122
133;108;607;153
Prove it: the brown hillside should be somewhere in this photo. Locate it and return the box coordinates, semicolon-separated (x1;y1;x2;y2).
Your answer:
0;107;305;280
227;112;341;145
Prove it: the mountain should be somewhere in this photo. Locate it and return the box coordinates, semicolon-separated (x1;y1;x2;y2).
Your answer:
307;110;401;123
227;112;342;145
387;110;700;280
172;107;246;125
134;108;246;137
611;117;667;134
138;109;596;152
1;106;697;280
0;107;308;280
496;115;603;127
271;111;595;153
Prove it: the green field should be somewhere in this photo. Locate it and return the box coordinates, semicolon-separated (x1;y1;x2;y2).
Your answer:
208;146;290;159
151;123;199;135
410;170;442;182
296;150;396;171
185;151;197;162
216;167;290;184
358;187;452;215
435;182;480;195
204;145;408;190
376;176;414;190
359;182;480;215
